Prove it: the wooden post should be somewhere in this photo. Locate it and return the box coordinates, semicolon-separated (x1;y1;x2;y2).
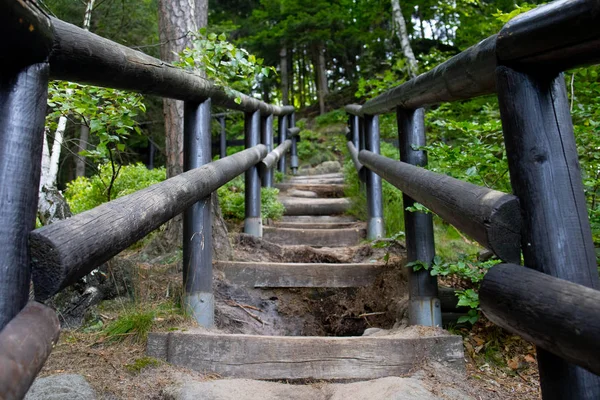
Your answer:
219;116;226;159
278;114;288;174
0;63;48;330
183;99;213;328
397;107;441;327
364;115;385;240
245;110;262;237
496;66;600;399
261;114;274;187
289;112;299;175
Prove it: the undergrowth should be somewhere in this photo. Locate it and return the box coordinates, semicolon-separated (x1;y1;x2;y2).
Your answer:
217;175;284;220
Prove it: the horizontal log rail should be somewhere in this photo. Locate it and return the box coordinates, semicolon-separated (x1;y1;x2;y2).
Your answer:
260;140;292;172
0;302;60;400
358;150;521;263
352;0;600;115
0;1;294;116
30;145;267;301
346;141;365;181
480;264;600;376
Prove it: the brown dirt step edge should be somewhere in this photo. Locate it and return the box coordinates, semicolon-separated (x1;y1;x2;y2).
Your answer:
214;261;387;288
147;331;465;380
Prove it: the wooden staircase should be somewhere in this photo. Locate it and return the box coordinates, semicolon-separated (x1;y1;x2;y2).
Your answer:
148;172;464;380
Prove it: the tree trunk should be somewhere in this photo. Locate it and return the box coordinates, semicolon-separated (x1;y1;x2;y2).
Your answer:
312;43;328;115
75;124;89;177
280;45;289;105
391;0;418;78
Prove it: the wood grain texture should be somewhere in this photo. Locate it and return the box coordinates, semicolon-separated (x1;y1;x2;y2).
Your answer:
147;331;465;380
280;197;351;216
0;64;48;329
480;264;600;376
47;19;294;116
263;226;365;247
0;302;60;400
215;261;386;288
275;183;346;197
496;67;600;400
272;221;360;229
30;145;267;301
497;0;600;71
358;150;521;263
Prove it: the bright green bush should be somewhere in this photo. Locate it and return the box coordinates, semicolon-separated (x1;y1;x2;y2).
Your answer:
217;175;284;221
296;129;337;167
65;163;166;214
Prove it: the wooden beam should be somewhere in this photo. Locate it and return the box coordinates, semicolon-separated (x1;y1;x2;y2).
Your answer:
480;264;600;377
30;145;267;301
263;226;365;247
358;150;521;263
0;302;60;400
147;332;464;380
215;261;386;288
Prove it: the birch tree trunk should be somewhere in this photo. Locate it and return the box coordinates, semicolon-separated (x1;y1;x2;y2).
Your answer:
391;0;418;79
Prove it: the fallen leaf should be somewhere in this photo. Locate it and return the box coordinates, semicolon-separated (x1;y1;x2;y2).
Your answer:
524;354;536;363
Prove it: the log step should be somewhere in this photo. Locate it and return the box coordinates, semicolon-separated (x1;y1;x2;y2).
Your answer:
147;331;465;380
288;173;343;180
263;226;365;247
287;189;318;198
281;197;350;216
281;215;357;223
275;183;345;197
272;221;362;229
215;261;385;288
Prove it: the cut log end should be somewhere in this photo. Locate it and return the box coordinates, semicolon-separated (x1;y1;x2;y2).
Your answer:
30;232;67;301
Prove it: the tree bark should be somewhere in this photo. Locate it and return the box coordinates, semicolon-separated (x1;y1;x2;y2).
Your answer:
391;0;418;78
75;124;89;177
280;45;289;105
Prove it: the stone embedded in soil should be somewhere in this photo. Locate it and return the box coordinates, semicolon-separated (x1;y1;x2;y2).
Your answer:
25;374;97;400
162;375;476;400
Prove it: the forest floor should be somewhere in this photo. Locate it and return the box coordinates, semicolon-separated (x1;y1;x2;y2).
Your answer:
36;230;542;399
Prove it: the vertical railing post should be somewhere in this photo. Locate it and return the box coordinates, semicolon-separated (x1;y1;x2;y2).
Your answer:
289;112;299;175
364;114;385;240
245;110;262;237
278;114;288;174
397;108;441;327
261;114;274;187
496;67;600;400
351;114;360;149
0;64;48;328
183;99;213;328
0;64;48;329
219;115;226;159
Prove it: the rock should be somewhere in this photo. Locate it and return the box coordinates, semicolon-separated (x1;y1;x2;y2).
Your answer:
363;327;383;336
25;374;97;400
164;376;474;400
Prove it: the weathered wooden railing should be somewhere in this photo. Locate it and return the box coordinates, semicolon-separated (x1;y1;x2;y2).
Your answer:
345;0;600;398
0;1;298;398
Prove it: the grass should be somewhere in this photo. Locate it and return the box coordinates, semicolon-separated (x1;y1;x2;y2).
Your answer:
124;356;161;374
102;309;154;344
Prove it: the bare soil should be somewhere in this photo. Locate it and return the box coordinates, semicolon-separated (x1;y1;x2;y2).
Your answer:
38;232;541;399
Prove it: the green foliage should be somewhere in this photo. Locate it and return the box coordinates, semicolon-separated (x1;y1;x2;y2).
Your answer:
64;163;166;214
176;29;276;102
124;357;160;374
102;310;154;344
295;129;337;166
406;254;501;324
217;176;284;221
315;109;347;126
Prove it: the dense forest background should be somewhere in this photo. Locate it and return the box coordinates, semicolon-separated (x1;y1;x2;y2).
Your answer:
39;0;600;251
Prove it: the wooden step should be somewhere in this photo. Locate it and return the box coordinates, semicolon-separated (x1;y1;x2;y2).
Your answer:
287;189;318;198
215;261;385;288
275;183;345;198
272;221;361;229
289;173;343;180
147;331;464;380
263;226;365;247
282;215;357;223
286;178;345;185
281;197;350;216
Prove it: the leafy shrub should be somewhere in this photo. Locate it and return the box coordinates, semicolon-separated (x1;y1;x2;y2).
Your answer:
65;163;166;214
217;175;284;221
315;109;347;126
296;129;337;166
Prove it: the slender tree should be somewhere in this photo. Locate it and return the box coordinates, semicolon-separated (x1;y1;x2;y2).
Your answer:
391;0;418;78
